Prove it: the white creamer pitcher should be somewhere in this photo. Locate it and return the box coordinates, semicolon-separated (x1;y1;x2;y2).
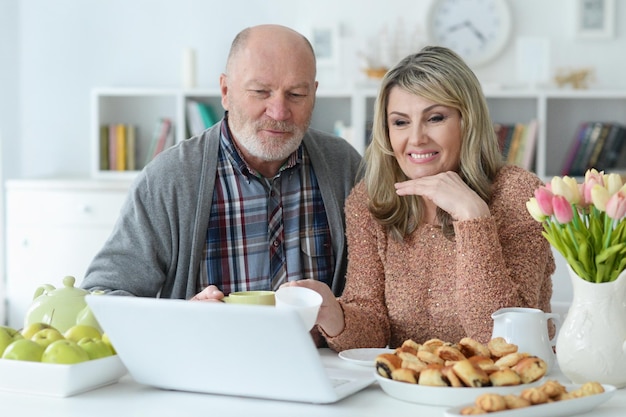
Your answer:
491;307;560;373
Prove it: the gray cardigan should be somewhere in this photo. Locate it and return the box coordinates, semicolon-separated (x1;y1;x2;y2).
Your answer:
81;123;363;299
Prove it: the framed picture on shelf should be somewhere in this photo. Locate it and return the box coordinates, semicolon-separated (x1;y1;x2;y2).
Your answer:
310;24;340;68
575;0;615;39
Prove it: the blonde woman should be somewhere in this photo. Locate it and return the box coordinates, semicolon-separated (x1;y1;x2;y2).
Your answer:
285;46;555;348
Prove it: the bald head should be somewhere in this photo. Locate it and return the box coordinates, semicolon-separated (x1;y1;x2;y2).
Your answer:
226;24;316;76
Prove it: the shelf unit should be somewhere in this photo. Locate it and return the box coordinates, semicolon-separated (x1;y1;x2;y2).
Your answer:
92;87;626;180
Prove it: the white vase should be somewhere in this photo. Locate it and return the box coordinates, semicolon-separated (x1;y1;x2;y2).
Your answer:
556;265;626;388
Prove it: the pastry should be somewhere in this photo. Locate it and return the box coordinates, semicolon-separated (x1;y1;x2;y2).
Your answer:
391;367;419;384
395;345;418;358
468;355;499;373
494;352;528;368
503;394;531;409
459;406;488;415
511;356;547;384
519;386;549;404
402;355;428;373
417;349;444;365
489;368;522;386
459;337;491;358
418;364;448;386
575;381;605;397
475;393;507;412
452;359;490;387
401;339;422;351
422;338;446;351
435;345;466;362
539;379;567;398
441;364;464;387
487;336;518;358
375;353;402;379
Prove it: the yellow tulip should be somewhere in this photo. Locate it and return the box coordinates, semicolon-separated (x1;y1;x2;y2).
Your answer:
526;198;547;222
552;175;580;204
591;184;610;212
606;173;623;195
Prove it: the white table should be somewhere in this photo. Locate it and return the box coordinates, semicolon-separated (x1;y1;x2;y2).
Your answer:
2;349;624;417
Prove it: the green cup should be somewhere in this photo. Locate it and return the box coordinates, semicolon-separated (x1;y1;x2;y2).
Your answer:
222;290;275;305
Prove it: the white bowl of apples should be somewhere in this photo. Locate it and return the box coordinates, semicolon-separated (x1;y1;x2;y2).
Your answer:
0;322;126;397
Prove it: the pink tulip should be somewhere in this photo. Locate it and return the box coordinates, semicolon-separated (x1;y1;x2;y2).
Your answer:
585;168;605;185
605;190;626;220
577;183;590;208
552;195;574;224
534;187;554;216
582;173;605;206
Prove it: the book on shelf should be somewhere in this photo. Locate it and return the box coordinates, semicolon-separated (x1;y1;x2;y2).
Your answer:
197;101;218;129
126;124;136;171
561;122;589;176
99;125;109;170
493;120;538;171
116;124;126;171
564;122;624;176
586;123;612;170
100;124;138;171
506;123;526;166
108;124;118;171
519;119;539;171
594;123;626;171
566;122;601;176
186;100;218;137
145;117;173;166
494;123;510;155
500;124;516;159
613;132;626;170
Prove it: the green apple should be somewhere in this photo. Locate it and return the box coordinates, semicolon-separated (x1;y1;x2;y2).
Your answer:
21;322;54;340
2;339;44;362
41;339;90;364
0;326;24;356
101;333;117;355
31;328;65;348
77;337;114;360
63;324;102;343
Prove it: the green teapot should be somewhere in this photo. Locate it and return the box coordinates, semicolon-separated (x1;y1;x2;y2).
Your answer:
23;275;103;334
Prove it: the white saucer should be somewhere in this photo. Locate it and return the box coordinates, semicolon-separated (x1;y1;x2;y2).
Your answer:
338;348;395;367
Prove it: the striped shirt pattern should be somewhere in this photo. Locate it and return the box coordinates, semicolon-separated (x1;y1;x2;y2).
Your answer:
198;120;334;294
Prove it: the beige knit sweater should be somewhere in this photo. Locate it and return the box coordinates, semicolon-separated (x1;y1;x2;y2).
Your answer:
325;165;555;351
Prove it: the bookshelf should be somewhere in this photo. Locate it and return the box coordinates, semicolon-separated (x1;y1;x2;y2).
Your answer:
92;87;626;180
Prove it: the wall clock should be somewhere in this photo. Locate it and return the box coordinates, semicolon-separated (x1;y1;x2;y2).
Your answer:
426;0;512;67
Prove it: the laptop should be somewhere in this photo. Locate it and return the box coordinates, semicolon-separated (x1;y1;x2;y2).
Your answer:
86;295;375;403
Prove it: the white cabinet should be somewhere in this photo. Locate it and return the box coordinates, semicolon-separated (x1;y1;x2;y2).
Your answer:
93;87;626;181
4;179;131;329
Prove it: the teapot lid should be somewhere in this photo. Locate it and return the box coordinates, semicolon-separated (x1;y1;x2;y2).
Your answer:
47;276;89;297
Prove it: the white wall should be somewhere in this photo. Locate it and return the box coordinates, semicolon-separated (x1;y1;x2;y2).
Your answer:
0;0;18;325
0;0;19;180
1;0;625;179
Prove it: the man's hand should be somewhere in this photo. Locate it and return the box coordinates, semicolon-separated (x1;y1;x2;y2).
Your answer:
190;285;225;302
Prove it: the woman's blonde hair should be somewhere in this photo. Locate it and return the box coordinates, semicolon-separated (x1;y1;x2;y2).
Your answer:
364;46;503;241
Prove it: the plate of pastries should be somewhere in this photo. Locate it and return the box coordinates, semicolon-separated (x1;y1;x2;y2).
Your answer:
374;336;549;407
444;380;615;416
